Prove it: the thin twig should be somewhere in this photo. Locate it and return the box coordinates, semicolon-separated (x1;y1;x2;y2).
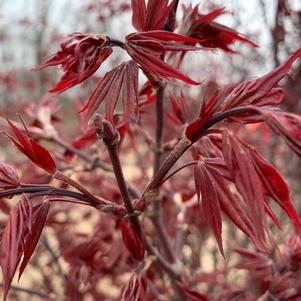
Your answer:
0;283;53;300
160;160;198;185
41;235;65;277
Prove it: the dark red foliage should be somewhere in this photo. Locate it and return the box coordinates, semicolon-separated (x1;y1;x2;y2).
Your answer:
131;0;178;32
166;92;189;125
259;108;301;157
81;60;139;125
0;162;20;189
0;196;49;301
185;91;219;142
119;219;145;261
120;267;147;301
1;1;301;300
221;48;301;114
177;282;209;301
4;118;57;174
32;33;113;93
125;31;201;84
181;4;258;53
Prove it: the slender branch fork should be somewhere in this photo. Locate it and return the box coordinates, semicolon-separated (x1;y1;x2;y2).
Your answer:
143;105;257;195
104;139;181;278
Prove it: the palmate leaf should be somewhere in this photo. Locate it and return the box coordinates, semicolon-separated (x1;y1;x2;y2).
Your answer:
0;196;32;301
258;108;301;158
125;31;202;85
119;220;145;261
18;201;50;279
195;161;224;256
80;60;139;126
120;273;147;301
0;161;20;189
247;141;301;233
223;131;301;236
221;48;301;114
0;197;50;301
182;5;258;53
234;248;272;277
185;91;220;142
194;157;268;254
4;118;57;174
166;92;189;125
32;33;113;93
222;131;267;244
120;260;150;301
131;0;177;32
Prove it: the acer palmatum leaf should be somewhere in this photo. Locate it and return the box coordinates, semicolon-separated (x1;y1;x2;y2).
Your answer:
181;5;258;53
18;201;50;279
194;156;268;253
259;109;301;158
81;61;138;126
131;0;177;32
0;161;20;189
234;248;272;278
222;131;267;245
195;161;224;256
119;219;145;261
248;145;301;233
4;117;57;174
32;33;113;93
125;31;202;85
221;48;301;112
223;130;301;236
0;196;32;301
185;91;220;142
216;176;268;251
166;92;189;125
120;265;147;301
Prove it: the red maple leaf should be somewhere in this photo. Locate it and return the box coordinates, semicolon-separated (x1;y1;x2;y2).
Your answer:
4;117;57;174
125;31;202;84
32;33;112;93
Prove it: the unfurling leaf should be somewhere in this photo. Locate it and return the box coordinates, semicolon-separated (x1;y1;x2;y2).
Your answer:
185;91;219;142
119;220;145;261
18;201;50;279
125;31;201;85
131;0;177;32
221;48;301;113
4;118;57;174
248;143;301;233
0;197;50;301
32;33;112;93
195;161;224;256
166;92;189;125
234;248;272;278
222;131;267;246
181;5;258;53
259;109;301;158
194;154;268;253
0;196;32;301
223;130;301;236
0;162;20;189
120;266;147;301
81;61;139;126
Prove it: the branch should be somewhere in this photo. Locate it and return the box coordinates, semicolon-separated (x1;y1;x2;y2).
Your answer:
0;283;53;300
0;185;125;217
143;106;258;195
